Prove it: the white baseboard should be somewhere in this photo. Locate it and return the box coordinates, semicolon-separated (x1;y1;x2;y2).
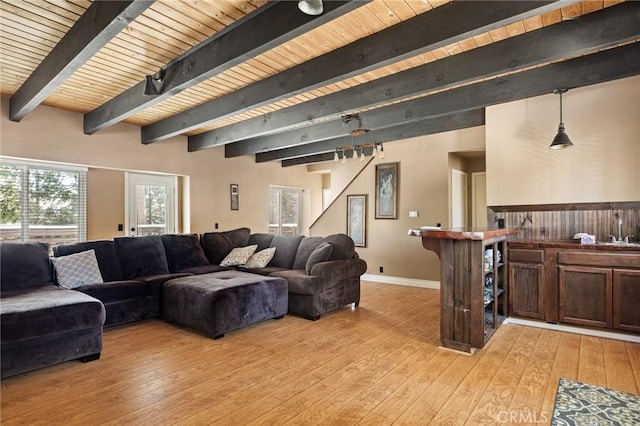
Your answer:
362;274;440;290
504;317;640;344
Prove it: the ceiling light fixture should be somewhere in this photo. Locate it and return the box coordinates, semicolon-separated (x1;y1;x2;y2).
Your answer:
550;88;573;149
334;113;385;164
144;69;165;96
298;0;323;16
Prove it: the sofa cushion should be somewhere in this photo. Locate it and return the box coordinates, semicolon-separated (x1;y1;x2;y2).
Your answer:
245;247;277;268
54;240;123;282
161;234;210;273
248;233;274;251
236;266;288;276
305;242;334;275
114;236;170;279
220;245;258;267
50;249;104;289
269;235;305;269
321;234;356;260
269;270;322;295
0;242;54;291
178;264;230;275
0;286;105;341
74;280;150;304
292;236;323;270
200;227;251;265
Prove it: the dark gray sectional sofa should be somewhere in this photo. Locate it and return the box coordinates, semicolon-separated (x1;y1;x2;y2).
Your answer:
0;228;367;378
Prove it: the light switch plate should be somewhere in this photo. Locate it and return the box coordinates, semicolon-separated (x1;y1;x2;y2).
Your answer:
409;210;419;218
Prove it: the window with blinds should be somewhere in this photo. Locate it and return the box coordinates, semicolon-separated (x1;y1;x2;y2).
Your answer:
0;159;87;248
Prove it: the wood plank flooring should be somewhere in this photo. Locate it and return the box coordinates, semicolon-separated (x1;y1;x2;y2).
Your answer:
2;281;639;425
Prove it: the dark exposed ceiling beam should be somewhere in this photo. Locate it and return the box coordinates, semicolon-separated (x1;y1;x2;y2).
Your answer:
217;1;640;157
263;42;640;164
282;153;335;167
261;109;485;164
146;0;566;144
9;0;153;122
83;0;367;135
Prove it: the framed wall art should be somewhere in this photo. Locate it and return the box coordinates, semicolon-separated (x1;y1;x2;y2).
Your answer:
230;184;239;210
347;194;367;247
375;162;399;219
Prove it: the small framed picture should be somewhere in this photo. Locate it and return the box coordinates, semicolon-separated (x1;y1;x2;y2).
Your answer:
230;184;239;210
347;194;367;247
375;162;399;219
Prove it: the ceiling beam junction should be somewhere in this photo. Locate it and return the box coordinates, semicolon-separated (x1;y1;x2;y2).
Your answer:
267;42;640;165
9;0;153;122
83;0;367;135
144;0;566;144
218;1;640;157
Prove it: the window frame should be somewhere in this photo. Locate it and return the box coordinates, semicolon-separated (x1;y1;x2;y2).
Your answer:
0;157;87;245
269;185;303;236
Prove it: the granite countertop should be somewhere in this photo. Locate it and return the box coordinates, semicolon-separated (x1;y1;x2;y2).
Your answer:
509;239;640;252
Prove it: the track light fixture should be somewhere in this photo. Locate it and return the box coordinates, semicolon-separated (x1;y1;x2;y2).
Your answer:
550;88;573;149
298;0;323;15
334;114;386;164
144;69;165;96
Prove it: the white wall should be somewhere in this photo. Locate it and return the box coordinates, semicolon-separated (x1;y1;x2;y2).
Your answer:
486;76;640;206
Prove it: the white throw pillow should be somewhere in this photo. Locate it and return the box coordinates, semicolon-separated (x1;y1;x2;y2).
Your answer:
219;245;258;267
244;247;276;268
51;249;104;289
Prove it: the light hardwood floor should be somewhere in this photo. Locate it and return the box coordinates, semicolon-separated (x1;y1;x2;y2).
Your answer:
2;281;639;425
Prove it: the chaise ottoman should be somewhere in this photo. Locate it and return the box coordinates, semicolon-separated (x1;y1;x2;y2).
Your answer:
162;271;288;338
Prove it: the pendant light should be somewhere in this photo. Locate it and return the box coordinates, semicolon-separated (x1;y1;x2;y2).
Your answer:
298;0;323;15
550;89;573;149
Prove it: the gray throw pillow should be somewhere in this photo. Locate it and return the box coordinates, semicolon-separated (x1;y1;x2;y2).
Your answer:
305;242;333;275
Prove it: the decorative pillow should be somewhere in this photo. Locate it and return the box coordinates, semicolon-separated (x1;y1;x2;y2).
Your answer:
51;249;104;289
305;242;333;274
219;245;258;267
244;247;276;268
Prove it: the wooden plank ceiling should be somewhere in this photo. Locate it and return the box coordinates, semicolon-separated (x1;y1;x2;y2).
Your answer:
1;0;638;166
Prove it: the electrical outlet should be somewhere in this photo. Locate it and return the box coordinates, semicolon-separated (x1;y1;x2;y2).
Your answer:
379;266;384;273
215;223;219;229
409;210;419;218
117;224;123;231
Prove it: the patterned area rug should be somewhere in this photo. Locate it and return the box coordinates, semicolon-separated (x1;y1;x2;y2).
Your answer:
552;378;640;425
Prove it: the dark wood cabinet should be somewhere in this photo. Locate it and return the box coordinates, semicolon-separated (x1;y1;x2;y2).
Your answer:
508;249;544;320
556;250;639;332
558;265;612;328
418;228;517;353
507;243;639;335
613;269;640;332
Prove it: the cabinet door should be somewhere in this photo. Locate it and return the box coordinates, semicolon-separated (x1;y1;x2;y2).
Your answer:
613;269;640;332
558;266;612;328
509;262;544;319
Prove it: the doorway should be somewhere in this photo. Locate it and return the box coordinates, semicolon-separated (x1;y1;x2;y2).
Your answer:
451;169;468;228
126;173;177;237
471;172;487;228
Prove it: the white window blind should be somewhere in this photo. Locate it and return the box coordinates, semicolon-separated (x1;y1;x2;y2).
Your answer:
0;159;87;248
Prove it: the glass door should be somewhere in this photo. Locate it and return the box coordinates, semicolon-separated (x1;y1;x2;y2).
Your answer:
127;173;176;237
